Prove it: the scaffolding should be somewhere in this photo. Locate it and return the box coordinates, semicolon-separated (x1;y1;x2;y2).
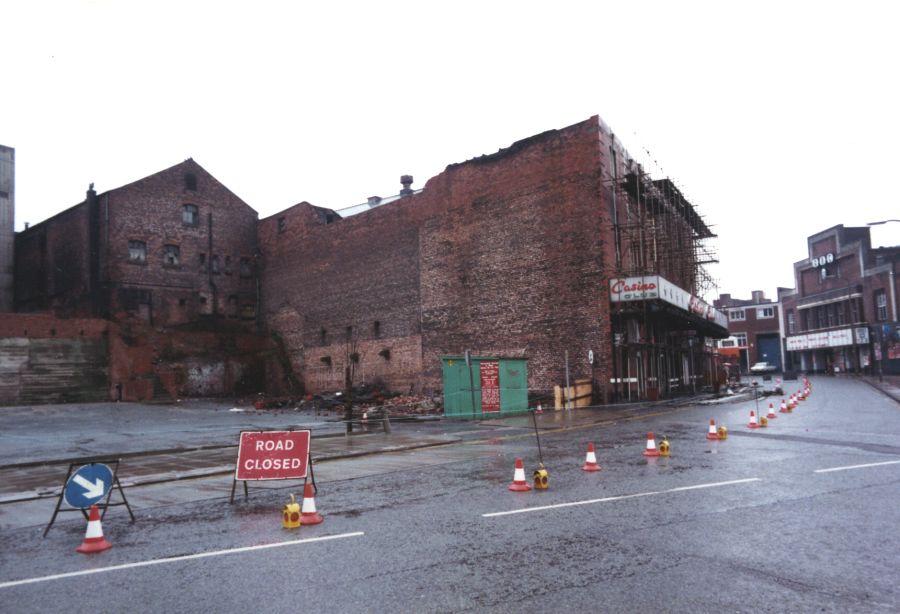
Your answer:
605;150;722;402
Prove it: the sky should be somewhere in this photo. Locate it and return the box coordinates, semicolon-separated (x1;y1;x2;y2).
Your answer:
3;0;899;300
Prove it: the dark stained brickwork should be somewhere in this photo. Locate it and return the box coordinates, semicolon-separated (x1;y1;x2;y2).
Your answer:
260;117;615;395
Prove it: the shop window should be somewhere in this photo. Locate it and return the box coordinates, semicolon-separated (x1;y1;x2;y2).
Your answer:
163;244;180;266
128;240;146;263
876;290;888;321
183;204;199;226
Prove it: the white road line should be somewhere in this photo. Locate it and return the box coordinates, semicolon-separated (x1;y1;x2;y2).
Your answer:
482;478;762;518
0;531;364;590
813;460;900;474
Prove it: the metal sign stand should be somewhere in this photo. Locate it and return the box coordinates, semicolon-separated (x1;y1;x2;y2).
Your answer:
44;459;135;537
231;453;316;503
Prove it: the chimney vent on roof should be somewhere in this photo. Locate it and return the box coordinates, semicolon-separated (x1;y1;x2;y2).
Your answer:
367;196;382;207
400;175;414;196
752;290;765;304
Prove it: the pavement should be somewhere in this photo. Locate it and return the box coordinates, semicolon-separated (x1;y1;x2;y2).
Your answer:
857;373;900;403
3;377;898;611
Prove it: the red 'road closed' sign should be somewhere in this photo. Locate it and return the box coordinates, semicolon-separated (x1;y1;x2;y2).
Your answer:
235;430;310;481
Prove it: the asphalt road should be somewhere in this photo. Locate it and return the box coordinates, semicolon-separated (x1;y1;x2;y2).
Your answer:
1;376;898;613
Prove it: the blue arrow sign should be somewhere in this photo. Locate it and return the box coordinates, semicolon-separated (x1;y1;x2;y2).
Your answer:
64;464;113;509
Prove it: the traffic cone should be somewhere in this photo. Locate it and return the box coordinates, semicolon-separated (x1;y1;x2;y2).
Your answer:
643;432;661;457
76;504;111;554
767;402;777;419
748;410;760;429
779;399;789;413
535;403;543;415
582;443;601;471
300;482;324;525
508;458;532;491
706;419;719;441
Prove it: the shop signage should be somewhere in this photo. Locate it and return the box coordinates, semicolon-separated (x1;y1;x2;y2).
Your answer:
785;327;870;351
810;253;834;268
609;275;727;328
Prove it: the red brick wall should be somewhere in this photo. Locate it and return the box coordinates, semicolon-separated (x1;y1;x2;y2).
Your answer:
259;117;613;394
102;160;260;326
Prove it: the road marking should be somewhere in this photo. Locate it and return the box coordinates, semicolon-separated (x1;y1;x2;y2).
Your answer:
0;531;364;590
482;477;762;518
813;460;900;474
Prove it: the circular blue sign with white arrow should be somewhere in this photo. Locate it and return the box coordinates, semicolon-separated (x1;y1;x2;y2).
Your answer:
64;464;113;509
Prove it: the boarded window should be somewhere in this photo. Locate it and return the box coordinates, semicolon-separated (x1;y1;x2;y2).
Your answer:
184;173;197;191
128;240;146;263
277;217;286;233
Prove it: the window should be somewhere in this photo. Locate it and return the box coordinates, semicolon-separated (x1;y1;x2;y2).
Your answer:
128;240;146;263
837;302;846;326
756;307;774;319
184;173;197;191
729;309;745;321
211;255;220;274
239;257;252;278
876;290;888;321
827;304;836;327
817;307;827;329
787;311;796;334
163;245;180;266
719;339;735;348
345;326;353;341
850;298;860;323
320;328;327;345
277;217;286;233
199;253;206;270
183;204;199;226
734;333;748;347
373;321;381;337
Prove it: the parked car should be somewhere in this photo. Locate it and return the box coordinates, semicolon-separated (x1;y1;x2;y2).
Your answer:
750;361;777;373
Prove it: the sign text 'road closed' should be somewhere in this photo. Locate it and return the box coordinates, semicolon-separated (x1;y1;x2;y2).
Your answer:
235;430;311;481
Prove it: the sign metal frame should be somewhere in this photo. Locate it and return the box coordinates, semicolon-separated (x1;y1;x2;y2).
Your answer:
230;429;315;504
43;458;135;537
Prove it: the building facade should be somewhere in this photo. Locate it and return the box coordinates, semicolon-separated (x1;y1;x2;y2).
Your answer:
713;290;783;372
780;225;899;375
260;116;728;400
14;159;259;326
0;145;13;312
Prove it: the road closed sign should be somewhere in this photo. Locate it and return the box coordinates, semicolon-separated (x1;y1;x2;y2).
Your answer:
235;430;311;481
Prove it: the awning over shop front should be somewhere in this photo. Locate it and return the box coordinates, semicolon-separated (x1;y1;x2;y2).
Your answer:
609;274;729;338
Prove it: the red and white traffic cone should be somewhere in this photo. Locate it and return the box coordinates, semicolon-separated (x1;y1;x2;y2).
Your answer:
300;482;323;525
748;410;760;429
582;443;601;472
76;504;111;554
706;419;719;441
535;403;543;415
779;399;789;413
767;402;777;419
508;458;532;491
643;432;661;457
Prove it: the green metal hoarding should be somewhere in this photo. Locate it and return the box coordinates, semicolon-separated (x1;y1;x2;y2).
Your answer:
440;356;528;418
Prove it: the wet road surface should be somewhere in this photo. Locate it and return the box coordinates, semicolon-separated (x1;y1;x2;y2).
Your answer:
1;376;898;612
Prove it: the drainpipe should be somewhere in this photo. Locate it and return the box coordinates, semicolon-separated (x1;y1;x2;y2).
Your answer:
208;213;217;319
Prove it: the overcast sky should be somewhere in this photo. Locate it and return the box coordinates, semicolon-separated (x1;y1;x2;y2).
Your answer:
4;0;898;300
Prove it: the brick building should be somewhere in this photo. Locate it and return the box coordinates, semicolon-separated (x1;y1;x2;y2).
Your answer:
0;145;13;312
779;225;899;375
14;159;259;326
713;290;783;372
260;116;728;401
7;116;727;405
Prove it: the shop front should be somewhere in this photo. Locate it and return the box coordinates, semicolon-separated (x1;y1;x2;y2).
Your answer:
609;275;729;401
785;326;871;374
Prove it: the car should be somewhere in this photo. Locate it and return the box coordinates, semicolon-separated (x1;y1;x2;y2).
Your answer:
750;361;777;373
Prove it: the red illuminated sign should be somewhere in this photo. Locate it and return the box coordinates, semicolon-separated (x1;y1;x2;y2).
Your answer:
480;361;500;413
235;430;310;481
